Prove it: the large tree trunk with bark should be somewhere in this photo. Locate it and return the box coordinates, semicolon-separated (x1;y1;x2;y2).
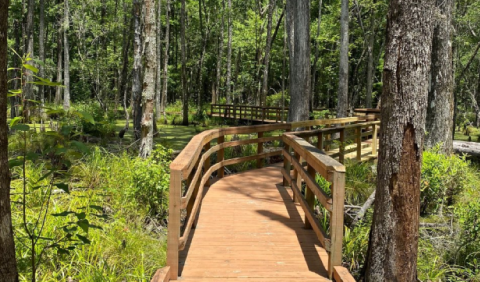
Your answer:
181;0;189;125
139;0;157;158
365;0;435;281
63;0;71;110
0;1;19;280
336;0;349;118
132;0;143;139
160;0;170;118
287;0;310;122
425;0;454;154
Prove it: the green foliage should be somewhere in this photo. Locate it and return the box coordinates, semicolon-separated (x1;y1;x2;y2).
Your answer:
420;146;469;215
129;145;172;218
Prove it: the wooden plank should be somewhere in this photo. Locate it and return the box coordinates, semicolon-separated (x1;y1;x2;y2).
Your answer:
257;132;264;168
217;136;225;178
334;266;356;282
290;117;366;130
167;170;181;280
328;171;346;279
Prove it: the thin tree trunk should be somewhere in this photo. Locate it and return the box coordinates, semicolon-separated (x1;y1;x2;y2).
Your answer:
287;0;310;122
336;0;349;118
160;0;170;118
225;0;232;104
139;0;157;158
132;0;143;139
214;0;225;105
11;20;21;118
181;0;189;125
196;0;208;111
365;9;375;108
39;0;46;130
55;2;63;106
0;0;19;279
311;0;322;111
120;0;132;132
155;0;163;120
425;0;455;154
23;0;34;120
261;0;277;107
365;0;435;280
63;0;71;110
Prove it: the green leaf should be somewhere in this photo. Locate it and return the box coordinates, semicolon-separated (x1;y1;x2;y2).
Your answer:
11;124;30;131
25;152;39;162
75;212;86;220
77;219;89;233
57;248;70;255
32;59;45;67
51;211;75;217
23;64;39;74
76;234;91;244
8;158;24;169
37;170;54;183
71;141;90;154
9;117;23;127
55;183;69;193
75;111;95;124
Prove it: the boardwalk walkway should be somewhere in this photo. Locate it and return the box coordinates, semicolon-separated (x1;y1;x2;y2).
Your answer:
153;115;381;282
179;166;331;281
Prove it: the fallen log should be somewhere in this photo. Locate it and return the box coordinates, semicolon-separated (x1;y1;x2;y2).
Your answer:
453;141;480;157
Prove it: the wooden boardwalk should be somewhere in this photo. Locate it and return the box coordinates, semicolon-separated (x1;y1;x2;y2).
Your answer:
179;166;332;281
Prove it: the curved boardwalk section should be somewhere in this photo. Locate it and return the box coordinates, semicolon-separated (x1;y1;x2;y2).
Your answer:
179;166;331;281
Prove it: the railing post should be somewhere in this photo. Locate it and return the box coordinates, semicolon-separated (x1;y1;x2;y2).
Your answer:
305;165;316;229
328;170;345;279
167;170;182;280
205;142;211;186
262;108;266;123
282;136;291;187
217;136;225;178
210;104;213;116
372;123;378;157
233;105;237;121
356;127;362;161
339;128;345;164
257;132;264;168
317;132;323;151
293;152;301;203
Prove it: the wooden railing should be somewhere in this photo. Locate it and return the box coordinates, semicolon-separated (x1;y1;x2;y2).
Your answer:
166;116;379;280
210;104;332;123
281;132;345;278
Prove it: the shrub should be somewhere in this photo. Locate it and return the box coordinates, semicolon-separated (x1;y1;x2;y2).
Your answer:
420;146;469;215
129;145;172;219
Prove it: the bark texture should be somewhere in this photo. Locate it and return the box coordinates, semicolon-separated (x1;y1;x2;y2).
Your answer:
55;3;63;106
155;0;162;120
213;0;225;105
336;0;349;118
425;0;454;154
139;0;157;158
365;0;435;281
287;0;310;122
132;0;143;139
23;0;34;119
365;9;375;108
0;1;19;279
225;0;232;104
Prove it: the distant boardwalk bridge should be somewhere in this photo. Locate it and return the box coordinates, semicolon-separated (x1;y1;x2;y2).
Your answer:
152;109;381;282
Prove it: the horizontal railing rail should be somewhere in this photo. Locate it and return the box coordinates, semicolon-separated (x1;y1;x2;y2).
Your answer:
166;117;380;280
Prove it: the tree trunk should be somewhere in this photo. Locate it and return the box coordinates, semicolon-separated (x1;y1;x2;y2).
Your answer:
196;0;208;111
453;141;480;157
119;0;132;132
0;0;19;279
225;0;232;104
425;0;454;154
23;0;34;120
160;0;170;118
139;0;157;158
11;19;21;118
39;0;46;130
181;0;189;125
155;0;163;120
132;0;143;139
261;0;277;107
63;0;71;111
311;0;322;111
214;0;225;105
336;0;349;118
365;9;375;108
287;0;310;122
365;0;435;281
55;1;63;106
